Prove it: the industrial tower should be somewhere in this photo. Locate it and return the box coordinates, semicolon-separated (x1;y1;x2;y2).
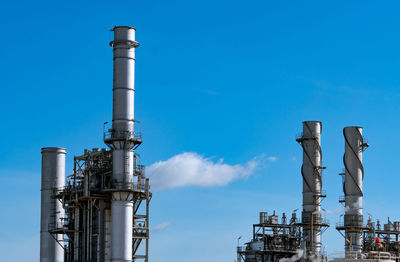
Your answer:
297;121;327;259
40;26;151;262
336;127;368;259
236;121;330;262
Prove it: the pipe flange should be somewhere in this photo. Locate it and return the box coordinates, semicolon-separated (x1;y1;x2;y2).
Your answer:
109;40;140;48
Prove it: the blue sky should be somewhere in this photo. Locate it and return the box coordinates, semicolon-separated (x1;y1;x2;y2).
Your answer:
2;0;400;261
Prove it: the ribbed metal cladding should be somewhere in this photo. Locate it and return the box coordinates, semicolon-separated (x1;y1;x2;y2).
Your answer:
112;25;137;135
40;147;66;262
343;126;368;257
297;121;323;256
109;26;138;262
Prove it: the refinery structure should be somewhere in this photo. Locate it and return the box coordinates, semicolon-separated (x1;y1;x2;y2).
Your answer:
237;123;400;262
40;26;150;262
38;26;400;262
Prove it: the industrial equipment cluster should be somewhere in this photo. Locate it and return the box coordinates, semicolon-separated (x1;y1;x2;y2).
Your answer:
237;122;400;262
39;26;400;262
40;26;150;262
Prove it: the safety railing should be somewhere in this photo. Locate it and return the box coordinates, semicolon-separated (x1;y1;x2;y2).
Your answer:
109;179;147;192
103;122;143;143
104;129;142;142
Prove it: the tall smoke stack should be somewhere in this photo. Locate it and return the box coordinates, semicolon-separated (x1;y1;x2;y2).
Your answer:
107;26;140;262
343;126;368;257
297;121;325;257
40;147;66;262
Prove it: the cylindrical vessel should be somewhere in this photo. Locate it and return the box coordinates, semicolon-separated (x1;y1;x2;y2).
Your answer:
109;26;138;262
269;215;278;225
259;212;268;224
112;26;137;135
111;194;134;261
384;223;394;231
394;222;400;231
343;126;365;257
112;149;134;189
40;147;66;262
299;121;323;255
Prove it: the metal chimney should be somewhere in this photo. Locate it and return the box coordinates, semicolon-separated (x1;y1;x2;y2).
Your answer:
40;147;66;262
107;26;140;262
343;126;368;257
297;121;325;257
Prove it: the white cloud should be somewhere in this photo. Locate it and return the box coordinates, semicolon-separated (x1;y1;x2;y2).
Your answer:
152;222;172;233
267;156;278;162
146;152;260;190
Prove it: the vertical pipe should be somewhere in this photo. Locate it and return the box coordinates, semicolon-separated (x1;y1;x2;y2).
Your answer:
98;201;105;262
89;200;93;260
343;126;367;257
145;178;150;262
298;121;323;257
104;209;112;262
82;205;87;260
74;207;80;261
40;147;66;262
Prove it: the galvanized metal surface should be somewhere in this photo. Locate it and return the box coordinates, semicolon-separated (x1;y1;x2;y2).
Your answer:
297;121;325;256
110;26;138;262
237;212;305;262
40;147;66;262
41;26;150;262
238;123;400;262
238;121;331;262
343;126;368;257
105;209;112;262
111;26;137;135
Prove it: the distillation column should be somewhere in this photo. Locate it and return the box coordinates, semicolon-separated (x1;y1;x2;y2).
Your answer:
343;126;368;258
297;121;324;257
40;147;66;262
109;26;139;262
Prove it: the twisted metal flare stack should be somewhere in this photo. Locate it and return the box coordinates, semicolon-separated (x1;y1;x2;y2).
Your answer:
343;126;369;257
296;121;326;257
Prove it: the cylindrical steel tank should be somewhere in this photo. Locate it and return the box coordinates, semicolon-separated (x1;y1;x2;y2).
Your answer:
384;223;395;231
269;215;279;224
260;212;268;224
40;147;66;262
394;222;400;231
